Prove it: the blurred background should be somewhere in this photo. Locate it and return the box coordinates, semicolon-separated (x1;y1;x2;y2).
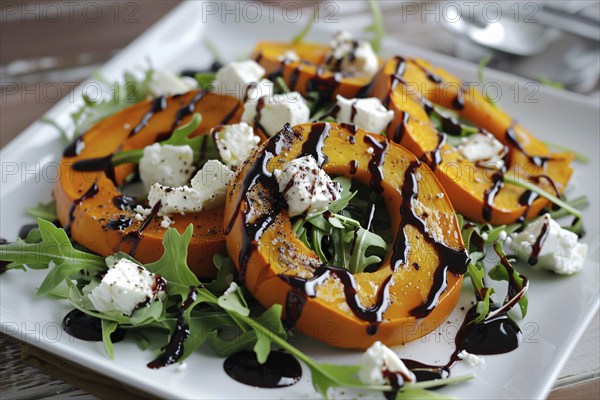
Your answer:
1;1;598;399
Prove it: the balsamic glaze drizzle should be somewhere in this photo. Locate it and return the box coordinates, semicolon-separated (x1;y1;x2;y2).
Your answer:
364;134;388;194
129;96;167;137
63;133;86;158
148;286;197;369
506;125;552;167
173;91;206;129
301;122;331;166
65;182;99;234
528;217;550;265
62;309;126;342
392;112;410;144
223;350;302;388
482;172;505;222
71;153;116;184
123;200;161;257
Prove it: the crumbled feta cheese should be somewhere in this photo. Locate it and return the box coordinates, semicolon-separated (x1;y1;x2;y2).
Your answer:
148;160;234;215
458;350;485;367
191;160;234;210
135;205;151;216
278;50;300;63
241;92;310;137
213;123;260;168
148;183;203;215
358;341;416;385
244;79;274;103
437;193;445;198
134;213;144;222
88;259;167;316
335;95;394;134
139;143;195;192
498;230;507;241
457;132;506;170
148;69;198;96
214;60;266;101
510;214;588;274
161;215;173;229
273;155;342;217
325;31;379;78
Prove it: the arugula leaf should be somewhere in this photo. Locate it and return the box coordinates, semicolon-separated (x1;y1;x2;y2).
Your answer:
366;0;384;54
0;219;106;296
204;253;235;293
44;69;154;142
144;225;201;300
25;200;57;222
102;319;119;359
292;8;316;45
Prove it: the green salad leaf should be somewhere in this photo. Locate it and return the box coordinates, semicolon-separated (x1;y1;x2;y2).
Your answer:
25;200;58;221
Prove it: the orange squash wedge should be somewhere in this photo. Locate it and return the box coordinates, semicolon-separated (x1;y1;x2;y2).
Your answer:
370;56;574;225
224;122;469;349
251;42;378;101
54;90;243;277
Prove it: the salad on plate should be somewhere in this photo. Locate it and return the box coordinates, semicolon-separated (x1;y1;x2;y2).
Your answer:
0;5;591;399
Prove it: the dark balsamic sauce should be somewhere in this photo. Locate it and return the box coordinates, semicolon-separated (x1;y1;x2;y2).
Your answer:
62;309;125;342
281;265;393;325
283;290;306;330
349;160;358;175
482;172;504;222
220;102;242;125
506;125;552;167
106;215;133;231
63;133;86;158
148;287;197;369
113;195;136;211
301;122;331;166
129;96;167;137
517;190;539;225
223;350;302;388
392;112;410;144
390;161;469;317
452;89;465;110
123;200;161;257
65;182;99;234
173;91;205;129
529;217;550;265
364;134;388;194
71;153;116;184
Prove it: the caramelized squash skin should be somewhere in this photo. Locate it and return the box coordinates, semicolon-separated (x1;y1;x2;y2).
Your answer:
251;42;377;101
224;123;468;349
371;57;574;225
54;91;243;277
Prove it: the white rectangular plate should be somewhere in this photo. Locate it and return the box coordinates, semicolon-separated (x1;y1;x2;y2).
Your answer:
1;2;598;399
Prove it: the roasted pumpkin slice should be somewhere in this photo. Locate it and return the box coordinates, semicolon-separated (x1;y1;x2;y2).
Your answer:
371;56;574;225
224;122;469;349
251;42;377;101
54;90;243;277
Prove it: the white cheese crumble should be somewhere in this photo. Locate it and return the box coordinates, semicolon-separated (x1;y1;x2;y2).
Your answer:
214;60;266;101
88;259;166;316
176;362;188;372
325;31;379;78
161;215;173;229
335;95;394;134
190;159;234;210
457;132;506;170
241;92;310;137
139;143;195;192
357;341;416;385
148;160;234;216
457;350;485;367
213;122;260;168
278;50;300;63
148;69;198;96
273;155;342;217
245;79;274;103
510;214;588;275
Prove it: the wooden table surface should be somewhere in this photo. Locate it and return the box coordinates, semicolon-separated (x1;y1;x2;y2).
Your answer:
1;1;598;399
